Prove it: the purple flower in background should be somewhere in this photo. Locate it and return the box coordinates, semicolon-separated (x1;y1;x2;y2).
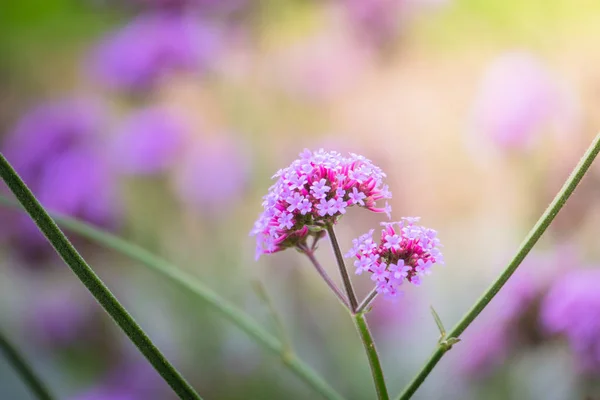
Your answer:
89;13;220;91
111;107;187;175
342;0;448;49
175;134;250;212
71;357;169;400
343;0;404;48
346;218;443;297
456;251;569;378
272;30;371;102
132;0;247;14
457;270;537;377
3;100;100;182
1;100;117;259
541;268;600;373
470;51;573;151
458;326;509;377
26;287;100;348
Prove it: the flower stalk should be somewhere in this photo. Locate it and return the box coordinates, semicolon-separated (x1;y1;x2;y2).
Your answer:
356;289;378;314
327;224;390;400
397;132;600;400
0;153;202;400
0;194;344;400
0;328;54;400
326;223;359;312
301;246;351;309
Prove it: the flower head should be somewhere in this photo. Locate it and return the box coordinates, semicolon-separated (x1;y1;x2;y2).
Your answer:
346;217;442;297
251;149;392;259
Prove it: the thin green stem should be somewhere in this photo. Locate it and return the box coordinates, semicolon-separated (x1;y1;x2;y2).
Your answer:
252;280;293;358
0;195;344;400
326;224;389;400
301;248;351;310
326;224;358;312
354;314;390;400
356;289;378;315
0;153;202;400
397;133;600;400
0;328;54;400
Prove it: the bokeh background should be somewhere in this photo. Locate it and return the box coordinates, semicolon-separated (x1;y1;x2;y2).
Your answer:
1;0;600;399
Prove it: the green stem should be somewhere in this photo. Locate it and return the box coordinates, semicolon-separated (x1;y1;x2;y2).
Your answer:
354;314;390;400
397;133;600;400
0;196;343;400
326;224;389;400
0;328;54;400
301;248;351;310
326;224;358;312
0;154;202;400
356;289;378;315
252;280;293;358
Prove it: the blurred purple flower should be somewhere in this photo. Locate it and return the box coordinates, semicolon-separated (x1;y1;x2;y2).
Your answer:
342;0;448;48
89;13;220;91
111;108;187;175
471;52;573;151
132;0;246;13
541;268;600;373
71;354;170;400
3;100;101;183
1;100;117;260
26;288;99;348
272;30;370;102
458;326;509;377
175;134;250;213
456;252;560;378
343;0;404;48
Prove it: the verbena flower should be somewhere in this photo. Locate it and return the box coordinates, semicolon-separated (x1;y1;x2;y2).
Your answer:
540;268;600;372
89;13;220;91
111;107;187;175
251;149;392;259
346;218;443;297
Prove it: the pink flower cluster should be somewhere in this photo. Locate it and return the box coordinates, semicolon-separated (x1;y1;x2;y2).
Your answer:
346;218;443;297
251;149;392;259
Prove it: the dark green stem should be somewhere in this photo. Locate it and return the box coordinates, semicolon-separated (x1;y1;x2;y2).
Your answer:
326;224;358;312
0;194;344;400
301;248;351;309
354;314;390;400
0;153;202;400
0;328;54;400
397;133;600;400
356;289;378;315
326;224;389;399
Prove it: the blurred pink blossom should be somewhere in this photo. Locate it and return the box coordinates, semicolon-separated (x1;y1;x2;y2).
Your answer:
175;134;250;214
111;107;187;175
541;268;600;373
89;13;220;91
470;51;578;151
